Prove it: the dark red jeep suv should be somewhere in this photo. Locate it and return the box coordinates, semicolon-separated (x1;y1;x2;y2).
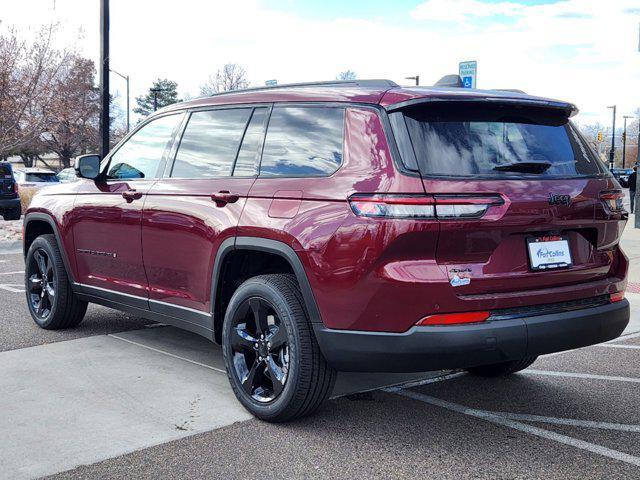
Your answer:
23;79;630;422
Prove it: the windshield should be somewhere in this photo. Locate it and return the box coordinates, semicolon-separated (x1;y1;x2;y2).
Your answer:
399;103;604;178
0;165;11;178
25;173;59;183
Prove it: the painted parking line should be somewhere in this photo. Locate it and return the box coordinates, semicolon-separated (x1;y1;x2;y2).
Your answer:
606;330;640;343
542;330;640;358
108;333;227;374
391;389;640;467
597;344;640;350
0;270;23;275
523;369;640;384
490;411;640;433
0;284;25;293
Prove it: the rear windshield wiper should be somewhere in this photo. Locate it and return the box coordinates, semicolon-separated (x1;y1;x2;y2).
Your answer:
493;162;552;174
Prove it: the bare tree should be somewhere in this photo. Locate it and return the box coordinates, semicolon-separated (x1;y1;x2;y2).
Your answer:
40;56;101;168
0;25;68;159
200;64;249;95
337;70;357;81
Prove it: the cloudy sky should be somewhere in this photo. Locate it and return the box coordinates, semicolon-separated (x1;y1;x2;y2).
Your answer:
3;0;639;125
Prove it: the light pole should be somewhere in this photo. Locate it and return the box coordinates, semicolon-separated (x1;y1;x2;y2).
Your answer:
405;75;420;86
150;88;168;111
110;69;130;132
607;105;617;169
622;115;633;169
99;0;110;158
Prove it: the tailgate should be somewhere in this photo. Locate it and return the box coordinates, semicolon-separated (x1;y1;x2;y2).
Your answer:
392;99;626;298
425;177;625;295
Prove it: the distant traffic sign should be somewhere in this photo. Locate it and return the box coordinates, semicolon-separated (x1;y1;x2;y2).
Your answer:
458;61;477;89
265;79;278;86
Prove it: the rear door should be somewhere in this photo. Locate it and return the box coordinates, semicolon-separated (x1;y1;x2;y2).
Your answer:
394;101;625;298
141;106;268;321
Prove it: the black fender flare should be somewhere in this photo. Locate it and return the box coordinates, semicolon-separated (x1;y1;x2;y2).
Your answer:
23;212;76;284
210;237;323;342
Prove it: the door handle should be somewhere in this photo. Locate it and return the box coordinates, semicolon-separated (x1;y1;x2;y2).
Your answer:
122;189;143;202
211;191;240;207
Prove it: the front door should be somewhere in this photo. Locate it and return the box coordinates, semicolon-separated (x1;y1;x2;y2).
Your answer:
71;113;184;301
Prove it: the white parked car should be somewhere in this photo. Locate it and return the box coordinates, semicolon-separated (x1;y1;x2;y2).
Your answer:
14;168;60;190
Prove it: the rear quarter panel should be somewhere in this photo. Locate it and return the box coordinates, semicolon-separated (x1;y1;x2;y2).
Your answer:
238;106;436;332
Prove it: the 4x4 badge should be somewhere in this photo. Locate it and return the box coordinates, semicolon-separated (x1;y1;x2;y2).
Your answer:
548;193;571;206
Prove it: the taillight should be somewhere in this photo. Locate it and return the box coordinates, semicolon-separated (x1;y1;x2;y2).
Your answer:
610;291;625;303
417;311;490;326
348;194;435;219
433;194;504;219
599;190;624;213
13;182;19;195
348;194;503;220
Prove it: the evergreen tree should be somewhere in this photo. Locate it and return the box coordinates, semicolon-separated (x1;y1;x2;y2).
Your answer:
134;78;180;117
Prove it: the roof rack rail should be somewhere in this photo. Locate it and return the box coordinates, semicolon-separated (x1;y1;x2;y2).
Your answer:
209;79;399;97
493;88;527;94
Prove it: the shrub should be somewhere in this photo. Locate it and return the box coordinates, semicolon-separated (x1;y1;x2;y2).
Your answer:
19;187;38;212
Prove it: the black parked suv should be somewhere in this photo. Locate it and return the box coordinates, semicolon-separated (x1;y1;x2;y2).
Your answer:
0;162;21;221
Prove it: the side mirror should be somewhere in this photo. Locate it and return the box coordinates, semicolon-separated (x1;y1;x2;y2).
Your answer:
75;154;101;180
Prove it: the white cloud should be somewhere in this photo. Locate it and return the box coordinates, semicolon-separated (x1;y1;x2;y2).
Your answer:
1;0;638;125
411;0;525;22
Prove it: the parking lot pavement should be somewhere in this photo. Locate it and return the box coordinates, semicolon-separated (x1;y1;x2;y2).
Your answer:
2;240;640;478
0;252;152;352
38;329;640;480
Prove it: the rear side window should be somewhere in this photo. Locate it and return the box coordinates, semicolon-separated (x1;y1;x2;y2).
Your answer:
399;104;604;178
260;107;344;177
171;108;251;178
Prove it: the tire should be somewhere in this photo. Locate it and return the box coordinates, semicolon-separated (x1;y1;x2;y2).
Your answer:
466;356;538;377
25;234;87;329
2;206;21;221
222;274;336;422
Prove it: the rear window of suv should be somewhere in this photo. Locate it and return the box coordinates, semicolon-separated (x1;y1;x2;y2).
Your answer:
397;103;604;178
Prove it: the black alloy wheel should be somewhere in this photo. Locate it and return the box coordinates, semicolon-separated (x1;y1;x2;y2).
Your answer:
27;248;56;319
222;274;336;422
25;234;87;329
229;296;290;403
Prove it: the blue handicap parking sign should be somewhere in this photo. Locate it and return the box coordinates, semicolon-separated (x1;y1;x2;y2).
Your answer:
462;76;473;88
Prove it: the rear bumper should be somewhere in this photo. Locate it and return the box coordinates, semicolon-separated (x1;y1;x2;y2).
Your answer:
313;299;630;372
0;197;20;210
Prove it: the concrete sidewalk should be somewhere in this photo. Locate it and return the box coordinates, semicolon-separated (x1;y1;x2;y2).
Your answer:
621;213;640;287
616;213;640;333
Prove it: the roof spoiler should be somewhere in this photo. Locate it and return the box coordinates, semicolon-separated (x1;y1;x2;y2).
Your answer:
385;96;578;117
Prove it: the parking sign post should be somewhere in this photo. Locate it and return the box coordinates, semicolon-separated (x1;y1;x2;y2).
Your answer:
459;61;477;89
